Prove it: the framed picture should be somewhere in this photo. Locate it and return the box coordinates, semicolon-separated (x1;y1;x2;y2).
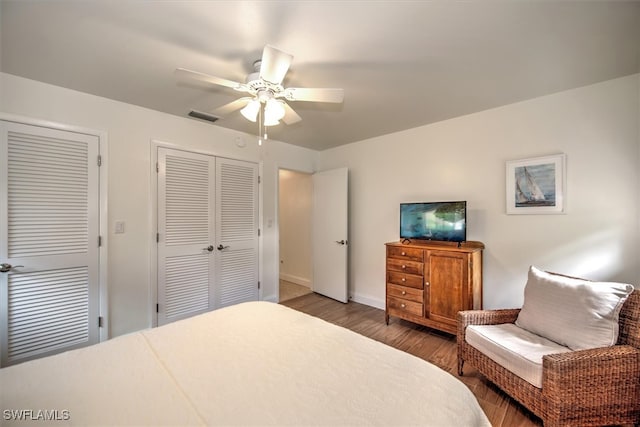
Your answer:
506;154;566;214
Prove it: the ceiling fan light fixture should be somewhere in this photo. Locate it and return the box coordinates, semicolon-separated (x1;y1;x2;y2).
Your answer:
264;99;285;125
263;116;280;127
240;99;260;122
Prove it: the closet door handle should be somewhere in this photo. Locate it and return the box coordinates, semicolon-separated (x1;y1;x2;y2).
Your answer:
217;244;230;251
0;263;23;273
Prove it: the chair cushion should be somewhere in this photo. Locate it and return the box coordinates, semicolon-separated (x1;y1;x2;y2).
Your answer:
466;323;572;388
515;266;634;351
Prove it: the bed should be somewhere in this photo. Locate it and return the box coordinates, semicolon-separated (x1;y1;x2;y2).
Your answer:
1;301;490;426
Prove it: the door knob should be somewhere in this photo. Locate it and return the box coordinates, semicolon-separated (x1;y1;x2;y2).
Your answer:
0;263;23;273
335;240;347;245
217;244;230;251
203;246;214;252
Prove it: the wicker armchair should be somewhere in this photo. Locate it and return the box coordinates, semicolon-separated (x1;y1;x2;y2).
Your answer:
457;290;640;427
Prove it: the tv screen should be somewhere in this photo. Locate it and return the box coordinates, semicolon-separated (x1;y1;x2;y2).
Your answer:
400;201;466;242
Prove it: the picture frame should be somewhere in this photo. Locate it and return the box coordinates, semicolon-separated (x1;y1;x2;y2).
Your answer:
506;154;566;215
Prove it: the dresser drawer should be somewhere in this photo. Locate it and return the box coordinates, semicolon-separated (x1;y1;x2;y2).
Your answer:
387;271;423;289
387;258;423;276
387;246;423;262
387;283;423;303
387;296;423;317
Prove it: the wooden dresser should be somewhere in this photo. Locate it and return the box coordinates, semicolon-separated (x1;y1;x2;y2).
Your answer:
385;240;484;334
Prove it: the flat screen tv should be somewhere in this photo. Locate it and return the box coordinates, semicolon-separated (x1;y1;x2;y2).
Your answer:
400;201;466;243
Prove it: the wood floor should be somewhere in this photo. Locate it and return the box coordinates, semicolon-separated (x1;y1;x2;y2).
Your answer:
281;292;542;427
279;279;312;302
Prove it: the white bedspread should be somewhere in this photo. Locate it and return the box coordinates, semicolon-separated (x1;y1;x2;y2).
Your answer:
1;301;490;426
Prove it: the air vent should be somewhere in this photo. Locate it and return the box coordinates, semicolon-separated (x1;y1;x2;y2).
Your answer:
188;110;219;123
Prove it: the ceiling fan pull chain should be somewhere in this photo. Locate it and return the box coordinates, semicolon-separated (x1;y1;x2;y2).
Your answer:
258;102;264;146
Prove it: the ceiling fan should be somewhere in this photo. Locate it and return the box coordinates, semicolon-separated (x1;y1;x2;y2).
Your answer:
175;45;344;130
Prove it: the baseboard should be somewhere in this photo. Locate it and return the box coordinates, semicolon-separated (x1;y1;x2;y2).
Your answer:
349;293;385;310
262;294;278;303
279;273;311;288
272;283;384;310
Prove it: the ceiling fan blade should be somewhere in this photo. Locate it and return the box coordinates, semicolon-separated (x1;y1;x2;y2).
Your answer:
283;87;344;103
259;45;293;85
282;102;302;125
211;97;253;116
175;68;247;92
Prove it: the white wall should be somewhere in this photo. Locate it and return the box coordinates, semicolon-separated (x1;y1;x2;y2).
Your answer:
0;72;316;337
318;74;640;309
278;169;312;287
2;71;638;331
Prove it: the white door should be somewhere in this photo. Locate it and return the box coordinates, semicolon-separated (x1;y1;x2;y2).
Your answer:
312;168;348;303
0;121;100;367
157;148;215;326
214;158;259;307
157;149;259;325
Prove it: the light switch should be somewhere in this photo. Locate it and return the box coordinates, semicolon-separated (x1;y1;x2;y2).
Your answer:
115;221;125;234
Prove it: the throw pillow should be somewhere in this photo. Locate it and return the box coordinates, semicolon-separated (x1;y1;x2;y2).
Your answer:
515;265;634;350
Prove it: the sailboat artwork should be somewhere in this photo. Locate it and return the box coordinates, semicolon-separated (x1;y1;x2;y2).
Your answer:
514;164;556;207
506;154;565;214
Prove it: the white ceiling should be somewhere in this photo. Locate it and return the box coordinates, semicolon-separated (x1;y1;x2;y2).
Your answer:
1;1;639;151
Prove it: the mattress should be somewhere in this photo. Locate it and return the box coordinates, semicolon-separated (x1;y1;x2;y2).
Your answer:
1;301;490;426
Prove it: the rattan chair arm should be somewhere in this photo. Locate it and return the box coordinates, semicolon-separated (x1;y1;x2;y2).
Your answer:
543;344;640;370
457;309;521;328
457;309;521;350
542;345;640;404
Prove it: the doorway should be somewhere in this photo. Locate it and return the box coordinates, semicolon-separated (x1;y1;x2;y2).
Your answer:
278;169;313;302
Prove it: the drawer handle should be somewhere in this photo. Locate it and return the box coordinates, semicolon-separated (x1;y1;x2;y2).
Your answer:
401;251;406;256
401;277;406;282
425;281;430;286
401;291;406;295
400;303;406;308
401;265;406;269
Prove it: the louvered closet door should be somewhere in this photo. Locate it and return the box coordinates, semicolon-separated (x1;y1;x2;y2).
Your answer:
0;121;100;367
215;158;259;308
157;148;215;326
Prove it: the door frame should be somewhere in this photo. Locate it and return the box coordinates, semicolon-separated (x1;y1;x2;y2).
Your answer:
149;140;263;327
275;164;315;302
0;112;109;341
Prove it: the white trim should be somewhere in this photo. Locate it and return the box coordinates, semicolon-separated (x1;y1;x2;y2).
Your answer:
0;112;110;341
149;139;262;328
279;273;311;288
98;133;109;342
262;294;278;303
149;143;158;327
350;293;384;310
